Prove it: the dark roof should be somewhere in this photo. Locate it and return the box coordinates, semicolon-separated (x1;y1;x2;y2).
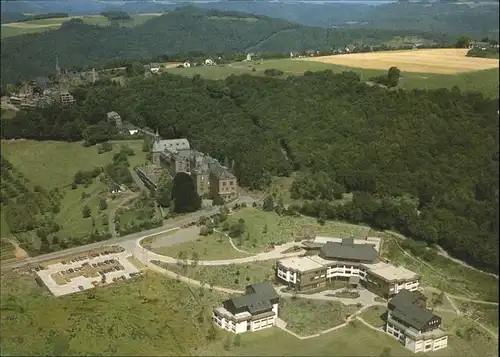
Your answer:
389;290;436;331
224;281;278;315
389;289;426;308
391;304;436;331
320;240;378;262
109;182;121;191
246;281;279;300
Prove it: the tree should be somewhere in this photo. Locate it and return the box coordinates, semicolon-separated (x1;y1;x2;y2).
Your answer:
387;66;401;88
82;205;91;218
99;198;108;211
157;179;173;208
233;334;241;347
171;172;201;213
263;195;274;211
455;36;472;48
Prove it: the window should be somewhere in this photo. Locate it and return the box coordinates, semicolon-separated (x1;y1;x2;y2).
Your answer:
222;181;227;186
230;180;234;186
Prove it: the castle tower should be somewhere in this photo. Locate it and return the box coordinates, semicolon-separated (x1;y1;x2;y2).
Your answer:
154;129;160;142
92;68;96;84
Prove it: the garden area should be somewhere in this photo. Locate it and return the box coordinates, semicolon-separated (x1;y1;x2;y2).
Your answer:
225;207;370;253
156;260;278;290
278;298;359;336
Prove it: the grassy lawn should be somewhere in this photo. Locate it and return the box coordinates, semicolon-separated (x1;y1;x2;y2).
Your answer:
151;232;249;260
54;181;109;240
359;305;386;328
279;298;359;336
166;59;499;98
0;14;162;38
226;207;370;253
0;270;231;355
0;140;146;189
195;324;417;356
381;236;499;302
158;260;278;290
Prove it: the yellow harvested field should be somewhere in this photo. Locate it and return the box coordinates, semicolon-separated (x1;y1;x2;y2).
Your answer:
300;49;499;74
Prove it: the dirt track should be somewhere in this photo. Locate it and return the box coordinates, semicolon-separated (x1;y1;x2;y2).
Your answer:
301;48;499;74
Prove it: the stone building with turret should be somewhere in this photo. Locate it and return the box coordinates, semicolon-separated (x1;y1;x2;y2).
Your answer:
147;131;238;201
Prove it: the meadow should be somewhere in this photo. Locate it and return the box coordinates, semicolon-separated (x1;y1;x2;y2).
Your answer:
0;13;162;38
381;234;499;302
165;57;499;97
0;140;145;189
0;271;231;355
225;207;370;253
151;232;249;260
158;259;278;291
279;298;359;336
0;140;147;248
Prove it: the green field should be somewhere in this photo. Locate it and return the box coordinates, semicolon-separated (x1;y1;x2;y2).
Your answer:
359;305;386;328
0;140;146;248
151;232;249;260
279;298;358;336
226;207;370;253
1;140;145;189
0;14;162;38
0;271;231;355
165;60;499;97
158;259;278;291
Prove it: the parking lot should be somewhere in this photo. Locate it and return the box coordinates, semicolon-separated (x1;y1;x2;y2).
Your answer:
36;250;142;296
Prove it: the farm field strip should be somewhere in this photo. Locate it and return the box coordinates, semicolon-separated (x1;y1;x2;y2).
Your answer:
300;48;499;74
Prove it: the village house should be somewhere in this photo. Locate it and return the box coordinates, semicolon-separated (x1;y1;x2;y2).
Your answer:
183;61;191;68
204;58;215;66
276;237;420;298
386;289;448;353
107;111;122;130
212;282;279;333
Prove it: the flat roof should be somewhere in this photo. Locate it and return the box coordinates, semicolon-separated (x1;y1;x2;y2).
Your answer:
364;262;419;282
278;256;324;272
314;236;381;252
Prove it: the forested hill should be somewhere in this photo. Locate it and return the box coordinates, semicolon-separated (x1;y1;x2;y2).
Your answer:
2;71;498;273
0;7;447;84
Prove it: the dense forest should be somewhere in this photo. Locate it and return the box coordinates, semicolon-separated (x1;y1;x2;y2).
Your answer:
0;7;450;85
2;70;498;273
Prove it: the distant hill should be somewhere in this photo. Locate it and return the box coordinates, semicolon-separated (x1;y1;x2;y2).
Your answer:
0;7;448;85
0;0;498;39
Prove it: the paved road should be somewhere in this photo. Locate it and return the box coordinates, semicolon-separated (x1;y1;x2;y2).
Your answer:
1;196;259;271
0;206;221;271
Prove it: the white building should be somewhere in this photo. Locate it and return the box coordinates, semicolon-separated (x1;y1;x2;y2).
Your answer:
183;61;191;68
276;237;420;297
204;58;215;66
212;282;279;334
386;290;448;353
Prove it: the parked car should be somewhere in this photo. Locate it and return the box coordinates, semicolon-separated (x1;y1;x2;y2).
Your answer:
78;285;84;291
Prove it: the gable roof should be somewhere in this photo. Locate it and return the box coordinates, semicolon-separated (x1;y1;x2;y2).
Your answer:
224;281;278;315
389;290;437;331
320;239;378;262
